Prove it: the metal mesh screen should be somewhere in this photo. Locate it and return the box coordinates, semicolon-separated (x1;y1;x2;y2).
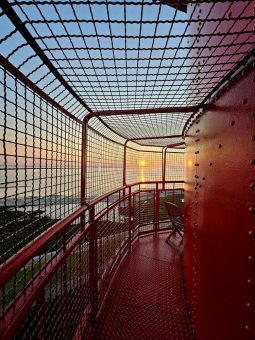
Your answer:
126;147;162;184
86;128;124;200
12;223;90;340
126;145;184;184
136;150;162;182
0;64;82;264
126;146;140;185
165;151;184;181
0;1;254;143
101;113;191;142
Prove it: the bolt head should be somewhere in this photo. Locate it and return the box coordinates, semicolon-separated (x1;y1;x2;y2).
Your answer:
249;207;255;213
244;325;251;332
248;230;255;237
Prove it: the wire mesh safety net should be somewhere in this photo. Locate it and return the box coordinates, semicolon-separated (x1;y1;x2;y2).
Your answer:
86;127;124;200
126;144;184;185
0;64;82;264
0;1;254;141
0;63;184;266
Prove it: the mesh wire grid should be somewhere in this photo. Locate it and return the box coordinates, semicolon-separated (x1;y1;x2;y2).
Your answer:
0;1;254;141
0;63;82;264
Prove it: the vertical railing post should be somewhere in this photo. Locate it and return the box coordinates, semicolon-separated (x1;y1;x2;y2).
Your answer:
132;192;136;232
154;187;156;231
128;186;132;249
81;118;89;232
163;142;185;193
138;189;141;230
154;183;160;232
81;118;89;206
62;228;68;336
162;146;166;190
123;140;129;197
89;206;98;324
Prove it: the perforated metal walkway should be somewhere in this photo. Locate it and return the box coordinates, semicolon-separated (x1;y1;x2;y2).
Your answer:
95;233;195;340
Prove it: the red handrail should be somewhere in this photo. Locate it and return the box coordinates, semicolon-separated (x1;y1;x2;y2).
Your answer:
0;181;184;339
0;181;184;289
0;206;87;288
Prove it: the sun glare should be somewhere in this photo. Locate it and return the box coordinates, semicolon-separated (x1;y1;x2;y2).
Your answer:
139;160;146;167
187;160;193;168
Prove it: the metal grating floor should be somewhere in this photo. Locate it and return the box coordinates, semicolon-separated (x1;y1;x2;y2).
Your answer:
94;233;195;340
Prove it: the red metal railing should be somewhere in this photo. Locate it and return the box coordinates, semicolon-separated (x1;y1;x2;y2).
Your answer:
0;180;183;339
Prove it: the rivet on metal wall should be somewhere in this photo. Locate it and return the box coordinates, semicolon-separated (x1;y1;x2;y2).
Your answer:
251;159;255;165
244;325;251;332
246;302;252;309
248;207;255;213
248;256;254;263
230;120;235;126
251;135;255;141
248;230;255;237
249;183;255;189
247;279;253;285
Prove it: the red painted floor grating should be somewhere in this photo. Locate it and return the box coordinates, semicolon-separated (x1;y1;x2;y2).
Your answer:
94;233;195;340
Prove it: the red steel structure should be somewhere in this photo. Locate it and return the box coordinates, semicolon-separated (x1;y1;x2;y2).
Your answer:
0;0;255;339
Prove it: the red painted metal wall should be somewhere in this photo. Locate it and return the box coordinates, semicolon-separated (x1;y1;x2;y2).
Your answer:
184;62;255;339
